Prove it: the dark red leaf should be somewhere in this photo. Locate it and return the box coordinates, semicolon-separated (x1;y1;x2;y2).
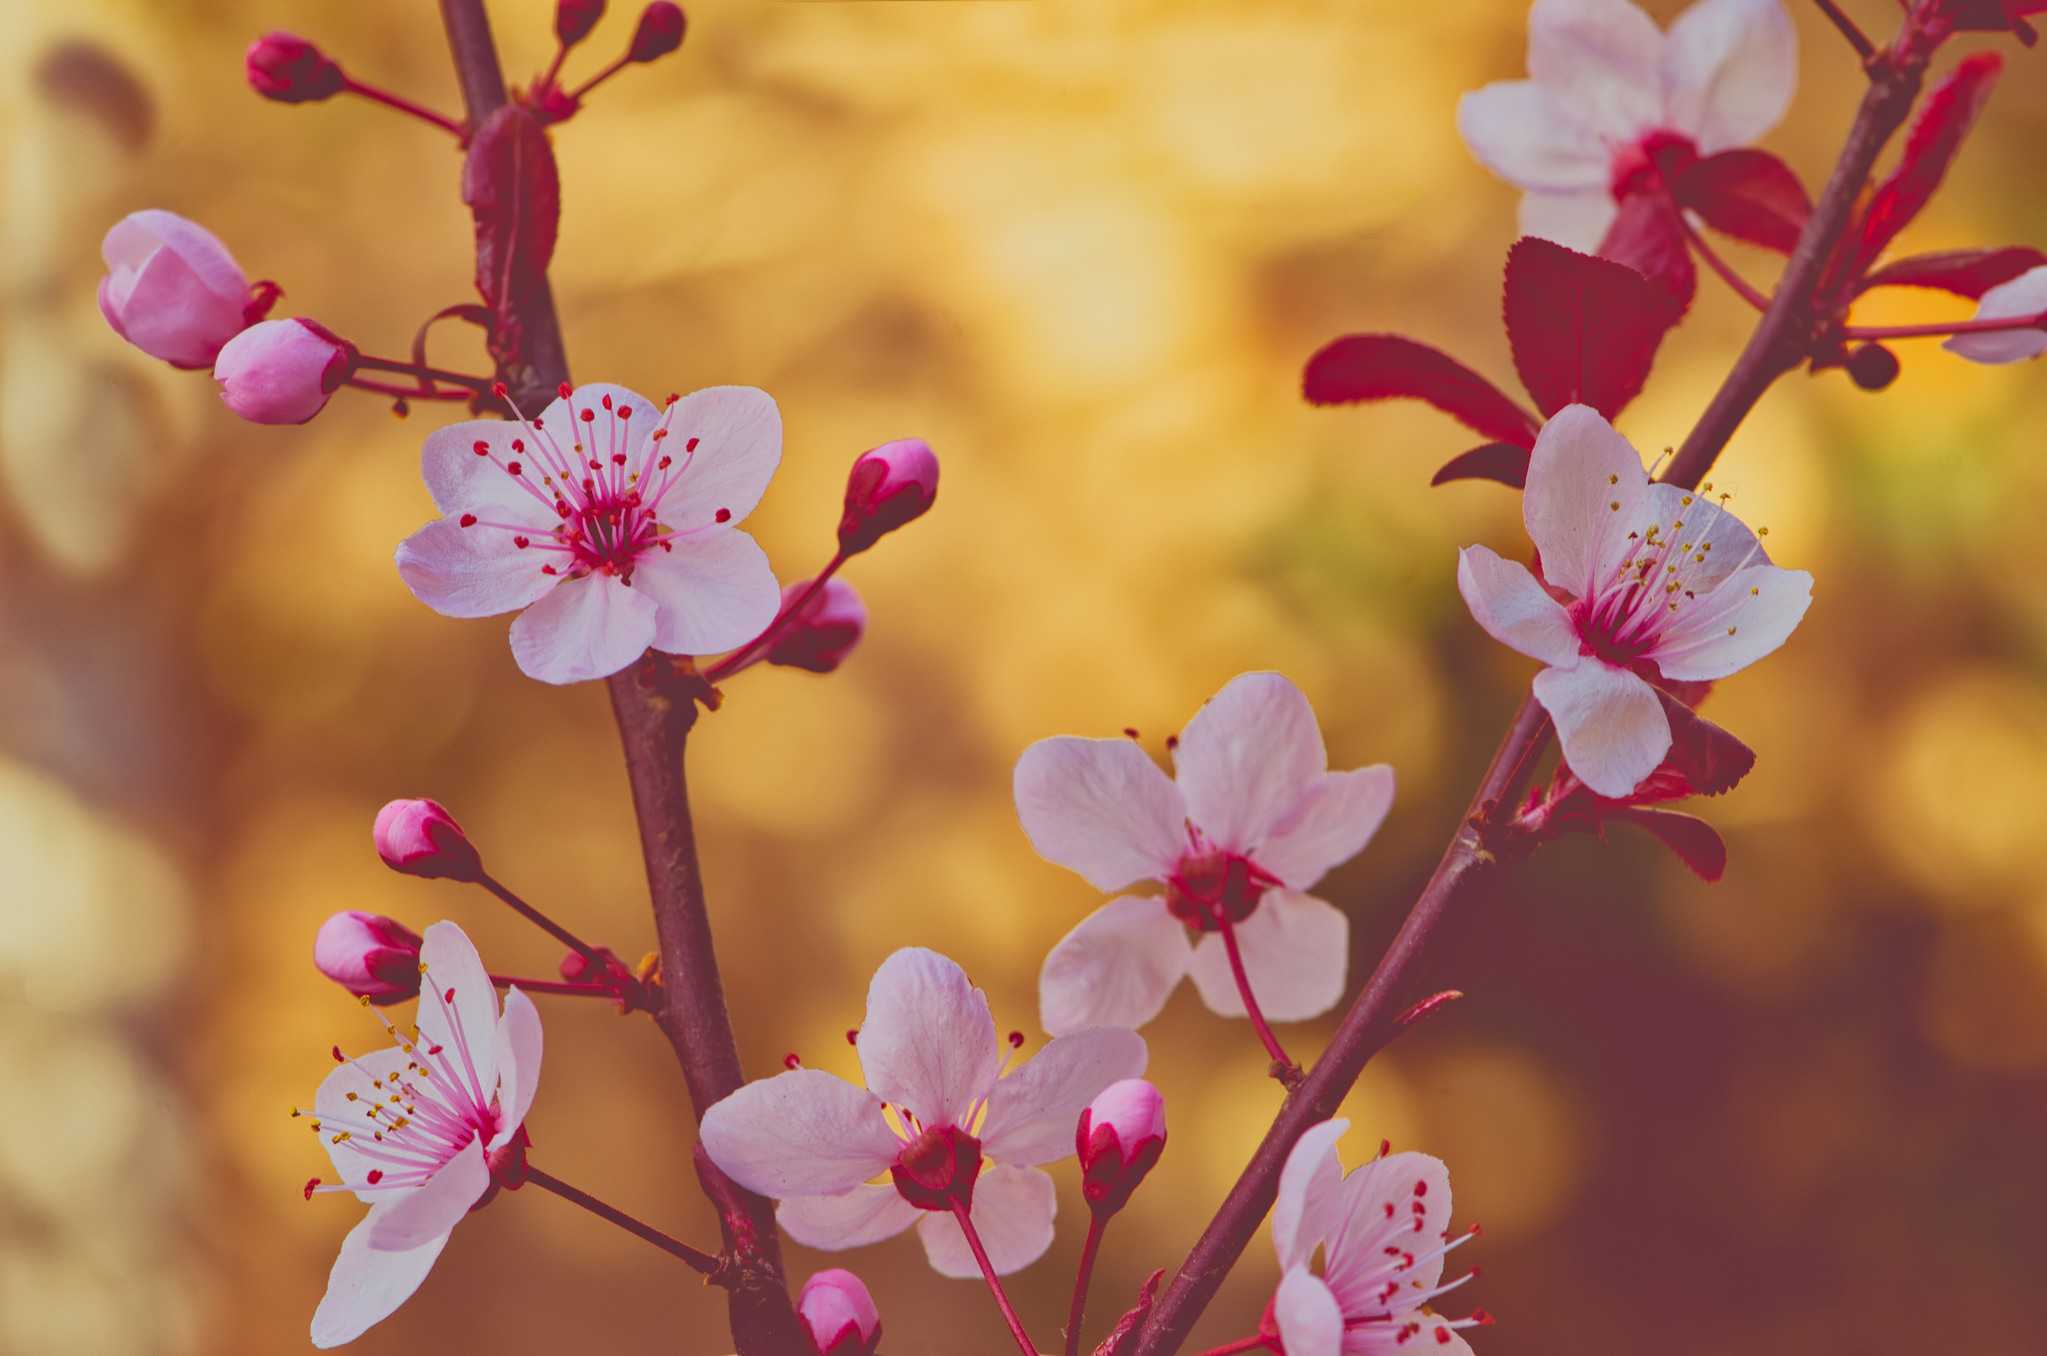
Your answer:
1656;688;1756;797
1856;53;2002;268
1946;0;2043;42
1598;192;1697;316
1431;442;1530;489
1675;149;1812;254
1303;334;1540;448
463;105;561;362
1610;808;1727;881
1503;236;1684;420
1858;245;2047;299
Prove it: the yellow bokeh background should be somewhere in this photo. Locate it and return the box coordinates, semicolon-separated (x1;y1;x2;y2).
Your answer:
2;1;2046;1353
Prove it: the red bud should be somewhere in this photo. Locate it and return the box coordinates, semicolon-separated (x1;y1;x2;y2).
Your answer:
245;33;344;104
372;798;484;882
556;0;607;46
626;3;686;62
837;439;939;556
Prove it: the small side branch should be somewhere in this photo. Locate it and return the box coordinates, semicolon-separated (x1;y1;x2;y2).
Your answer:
525;1166;720;1274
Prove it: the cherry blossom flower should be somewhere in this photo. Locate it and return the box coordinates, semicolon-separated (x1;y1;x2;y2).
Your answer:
98;210;272;369
1944;265;2047;364
1269;1120;1486;1356
1457;0;1796;250
213;318;354;424
1014;673;1394;1038
300;920;541;1348
395;382;783;685
698;948;1146;1278
1456;404;1811;799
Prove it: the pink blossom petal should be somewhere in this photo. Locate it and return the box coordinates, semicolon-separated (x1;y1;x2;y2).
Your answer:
105;210;247;302
1627;481;1767;596
699;1069;904;1199
778;1184;923;1252
1175;673;1328;855
1273;1117;1349;1272
1523;404;1649;599
1456;81;1611;192
1038;896;1195;1036
631;529;782;658
395;517;556;620
416;921;499;1104
1526;0;1666;141
1325;1151;1455;1301
1519;188;1622;252
1663;0;1797;153
651;386;783;530
1187;890;1348;1023
1532;659;1669;798
508;573;660;685
1271;1267;1344;1356
310;1207;453;1349
1651;564;1813;680
492;987;544;1148
1456;546;1584;669
314;1048;417;1200
1013;737;1187;893
856;948;1000;1131
1946;266;2047;364
117;246;251;368
912;1164;1057;1278
419;419;565;518
367;1137;490;1251
1257;766;1396;892
980;1028;1149;1167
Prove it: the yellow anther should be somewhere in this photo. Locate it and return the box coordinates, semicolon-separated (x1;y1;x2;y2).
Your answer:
346;1092;358;1101
1750;586;1759;595
1610;501;1620;510
1727;626;1738;635
1609;474;1619;485
1758;526;1769;536
1681;495;1693;506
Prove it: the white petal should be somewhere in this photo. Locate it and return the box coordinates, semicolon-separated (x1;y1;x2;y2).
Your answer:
367;1138;490;1251
492;987;544;1148
419;419;565;518
1456;82;1611;192
416;921;500;1107
1523;404;1650;600
856;948;999;1131
1623;481;1768;598
1526;0;1667;141
314;1048;418;1200
1652;565;1812;681
980;1027;1149;1166
508;573;660;685
1662;0;1797;152
1519;188;1621;252
1947;267;2047;364
1532;660;1670;798
913;1164;1056;1278
777;1184;923;1252
1255;766;1396;892
1323;1151;1456;1300
1013;737;1187;893
1456;546;1585;669
395;517;556;620
554;383;664;484
1175;673;1328;855
1188;891;1348;1023
698;1069;903;1198
310;1209;452;1348
633;529;782;657
1272;1267;1344;1356
1038;897;1195;1036
1272;1118;1349;1272
653;386;784;530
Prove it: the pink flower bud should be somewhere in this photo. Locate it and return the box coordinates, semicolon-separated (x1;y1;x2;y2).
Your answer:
98;210;256;369
797;1269;882;1356
212;318;355;425
245;33;345;104
556;0;607;45
372;799;484;882
1077;1078;1166;1217
626;3;686;62
313;911;423;1005
837;438;938;556
766;577;867;674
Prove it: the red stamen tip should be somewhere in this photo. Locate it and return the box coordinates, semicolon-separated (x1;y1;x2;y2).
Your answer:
366;1169;383;1185
783;1053;802;1070
846;1028;860;1045
493;381;509;399
1123;727;1140;739
619;405;633;418
613;453;628;465
331;1045;344;1063
513;537;531;549
1165;734;1180;751
602;394;613;409
459;514;477;528
508;462;524;476
1007;1030;1025;1049
472;439;490;456
558;382;573;399
444;987;455;1002
1472;1311;1495;1327
1435;1329;1451;1345
665;392;680;405
1379;1138;1391;1158
580;409;596;423
541;564;558;575
714;508;731;523
685;436;699;451
512;439;525;452
303;1177;321;1200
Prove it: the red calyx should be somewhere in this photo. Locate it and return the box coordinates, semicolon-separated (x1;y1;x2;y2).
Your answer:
1164;852;1269;929
626;3;687;62
246;32;345;103
1077;1114;1166;1218
889;1124;982;1212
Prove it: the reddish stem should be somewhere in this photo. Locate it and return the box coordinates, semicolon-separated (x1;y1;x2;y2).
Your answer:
476;872;610;969
524;1165;720;1273
340;75;465;136
1066;1211;1110;1356
1681;217;1774;312
353;352;497;392
1842;314;2046;340
702;550;850;681
952;1199;1041;1356
1812;0;1879;60
1211;905;1297;1080
343;376;473;402
1188;1339;1272;1356
565;53;633;102
487;975;622;997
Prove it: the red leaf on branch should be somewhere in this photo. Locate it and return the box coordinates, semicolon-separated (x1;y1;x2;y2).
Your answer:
1431;442;1531;489
1609;808;1728;881
1303;334;1541;448
1503;237;1683;420
1599;192;1697;316
1945;0;2044;43
1656;688;1757;798
1855;53;2002;270
1858;245;2047;299
463;105;561;364
1675;149;1813;254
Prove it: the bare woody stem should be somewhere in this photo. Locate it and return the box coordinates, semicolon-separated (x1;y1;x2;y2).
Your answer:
524;1166;720;1273
1134;16;1953;1354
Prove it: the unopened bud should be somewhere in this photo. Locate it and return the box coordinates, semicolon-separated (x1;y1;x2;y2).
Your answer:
212;318;354;424
1846;341;1900;392
797;1269;882;1356
837;438;938;556
245;33;345;104
98;210;255;369
313;911;423;1004
767;577;867;674
1077;1078;1166;1217
626;3;686;62
555;0;607;46
372;798;484;882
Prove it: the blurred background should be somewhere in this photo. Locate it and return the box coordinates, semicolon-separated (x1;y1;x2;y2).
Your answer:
1;0;2044;1352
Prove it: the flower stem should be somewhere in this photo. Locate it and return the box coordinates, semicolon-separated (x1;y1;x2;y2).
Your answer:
524;1166;720;1274
353;352;497;392
952;1200;1041;1356
487;974;622;997
476;872;610;970
342;376;473;402
1842;315;2046;340
1188;1338;1271;1356
1811;0;1878;61
702;550;850;681
1680;216;1773;312
1210;907;1297;1081
1066;1212;1110;1356
340;75;465;136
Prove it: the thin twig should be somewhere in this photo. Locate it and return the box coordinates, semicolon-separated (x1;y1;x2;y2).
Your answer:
1066;1212;1110;1356
1842;315;2046;340
953;1200;1042;1356
340;76;464;136
1811;0;1878;61
476;872;609;968
1680;216;1774;311
524;1166;721;1273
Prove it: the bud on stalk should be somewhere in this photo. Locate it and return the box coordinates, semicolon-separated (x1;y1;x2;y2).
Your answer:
625;3;686;63
837;438;939;556
555;0;607;47
797;1269;882;1356
1077;1078;1166;1217
372;798;485;882
245;32;345;103
212;318;355;424
766;577;867;674
313;911;423;1004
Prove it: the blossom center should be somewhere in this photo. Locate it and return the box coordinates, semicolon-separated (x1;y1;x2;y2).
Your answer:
1570;488;1758;665
1165;850;1270;930
1609;128;1698;202
889;1123;982;1212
